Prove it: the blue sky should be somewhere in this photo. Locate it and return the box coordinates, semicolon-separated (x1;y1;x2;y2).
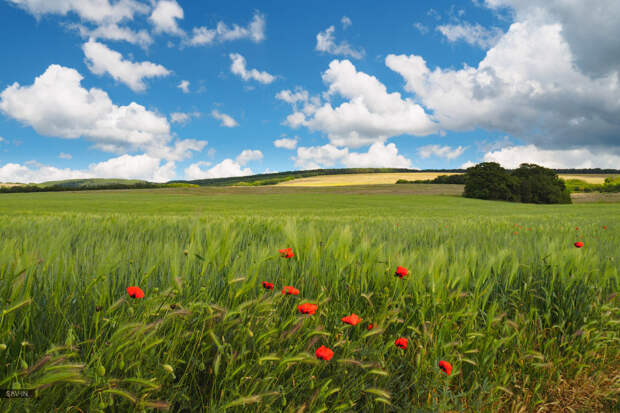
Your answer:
1;0;619;183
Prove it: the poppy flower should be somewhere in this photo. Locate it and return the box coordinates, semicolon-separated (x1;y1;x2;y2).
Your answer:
298;303;318;315
262;281;274;290
395;266;408;279
575;227;579;230
315;345;334;361
367;323;374;330
439;360;452;375
126;286;144;299
574;241;584;248
394;338;408;349
603;226;607;230
513;231;518;235
279;248;294;259
282;286;299;295
341;314;361;326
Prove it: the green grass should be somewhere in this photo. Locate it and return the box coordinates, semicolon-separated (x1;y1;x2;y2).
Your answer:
0;188;618;412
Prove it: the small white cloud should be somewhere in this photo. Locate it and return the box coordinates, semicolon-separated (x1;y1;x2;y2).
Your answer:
236;149;263;165
436;22;503;49
186;12;266;46
170;111;200;124
413;22;429;34
274;137;298;150
315;26;365;59
149;0;184;36
7;0;150;24
211;110;239;127
58;152;72;159
177;80;190;93
188;26;216;45
418;144;467;160
229;53;275;84
82;39;170;92
460;160;476;168
71;23;153;48
341;16;352;29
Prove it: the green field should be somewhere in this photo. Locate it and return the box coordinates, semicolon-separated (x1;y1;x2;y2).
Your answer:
0;187;618;412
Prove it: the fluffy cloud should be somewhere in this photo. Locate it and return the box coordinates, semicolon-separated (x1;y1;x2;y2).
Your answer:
482;145;620;169
149;0;184;36
177;80;190;93
294;142;413;169
229;53;275;84
0;153;176;183
184;158;252;180
7;0;149;24
72;23;153;48
278;60;437;148
436;22;503;48
211;110;238;127
273;137;298;150
236;149;263;165
385;4;620;152
169;111;200;124
0;64;203;161
418;145;466;160
82;39;170;91
186;12;266;46
315;26;364;59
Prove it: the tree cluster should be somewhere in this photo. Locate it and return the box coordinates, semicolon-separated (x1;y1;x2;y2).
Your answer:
463;162;571;204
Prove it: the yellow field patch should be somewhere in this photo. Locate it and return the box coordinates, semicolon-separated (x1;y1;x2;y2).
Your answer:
276;172;461;187
558;174;616;184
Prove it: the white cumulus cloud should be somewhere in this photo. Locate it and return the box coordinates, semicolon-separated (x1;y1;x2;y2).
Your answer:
273;137;298;150
149;0;184;36
211;110;238;127
229;53;275;84
177;80;190;93
186;12;266;46
482;145;620;169
294;142;413;169
437;21;503;49
7;0;150;24
315;26;364;59
82;39;170;92
236;149;263;166
418;144;467;160
184;157;253;180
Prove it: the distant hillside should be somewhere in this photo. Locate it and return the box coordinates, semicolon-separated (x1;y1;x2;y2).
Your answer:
38;178;148;188
171;167;620;187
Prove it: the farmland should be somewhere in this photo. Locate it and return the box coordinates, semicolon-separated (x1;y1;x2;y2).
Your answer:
0;187;618;412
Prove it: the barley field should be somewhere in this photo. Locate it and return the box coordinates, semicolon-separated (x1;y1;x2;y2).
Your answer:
0;188;618;412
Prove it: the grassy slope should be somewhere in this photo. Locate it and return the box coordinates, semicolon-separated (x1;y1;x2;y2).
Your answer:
37;178;148;188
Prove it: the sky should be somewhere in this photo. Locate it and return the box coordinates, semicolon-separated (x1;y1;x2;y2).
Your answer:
0;0;619;183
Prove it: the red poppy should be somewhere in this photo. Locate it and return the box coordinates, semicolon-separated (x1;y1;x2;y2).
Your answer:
439;360;452;375
315;345;334;361
575;227;579;230
603;226;607;230
282;286;300;295
262;281;274;290
367;323;374;330
395;266;408;279
279;248;294;258
574;241;584;248
298;303;318;315
513;231;518;235
126;286;144;299
341;314;361;326
394;338;408;349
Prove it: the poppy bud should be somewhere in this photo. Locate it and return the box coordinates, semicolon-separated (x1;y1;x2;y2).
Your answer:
170;304;177;310
97;364;106;377
0;344;6;351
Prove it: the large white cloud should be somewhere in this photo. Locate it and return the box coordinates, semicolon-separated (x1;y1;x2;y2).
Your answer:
0;64;204;161
83;39;170;91
7;0;149;24
385;3;620;153
229;53;275;84
315;26;364;59
184;158;252;180
0;153;177;183
481;145;620;169
278;60;437;148
293;142;413;169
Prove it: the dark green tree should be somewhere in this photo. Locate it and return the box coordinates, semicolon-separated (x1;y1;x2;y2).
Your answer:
512;163;571;204
463;162;520;201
